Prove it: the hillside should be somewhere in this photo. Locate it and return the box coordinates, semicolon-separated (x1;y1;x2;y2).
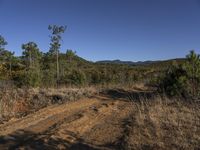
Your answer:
0;50;186;88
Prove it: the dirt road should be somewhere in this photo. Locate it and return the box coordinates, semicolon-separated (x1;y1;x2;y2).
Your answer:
0;94;133;150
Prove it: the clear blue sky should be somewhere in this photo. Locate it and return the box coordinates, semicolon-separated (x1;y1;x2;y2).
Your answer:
0;0;200;61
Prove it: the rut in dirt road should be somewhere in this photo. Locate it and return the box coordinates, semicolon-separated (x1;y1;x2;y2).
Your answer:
0;95;134;150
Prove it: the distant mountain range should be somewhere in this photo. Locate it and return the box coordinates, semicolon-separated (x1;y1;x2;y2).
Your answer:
96;58;184;66
96;59;160;66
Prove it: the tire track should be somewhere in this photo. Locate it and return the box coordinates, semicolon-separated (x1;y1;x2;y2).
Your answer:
0;96;133;150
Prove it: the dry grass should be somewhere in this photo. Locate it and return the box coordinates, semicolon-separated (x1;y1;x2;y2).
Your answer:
127;96;200;149
0;87;99;121
0;87;199;149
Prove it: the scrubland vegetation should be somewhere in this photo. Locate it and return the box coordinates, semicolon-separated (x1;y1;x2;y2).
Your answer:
0;26;184;89
127;96;200;149
0;87;98;121
0;26;200;149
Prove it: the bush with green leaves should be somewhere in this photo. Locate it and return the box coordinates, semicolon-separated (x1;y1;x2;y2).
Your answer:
158;65;188;97
159;50;200;99
64;70;86;86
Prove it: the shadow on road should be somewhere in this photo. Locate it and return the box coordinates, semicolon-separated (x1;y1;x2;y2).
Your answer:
0;89;158;150
0;130;102;150
101;89;158;101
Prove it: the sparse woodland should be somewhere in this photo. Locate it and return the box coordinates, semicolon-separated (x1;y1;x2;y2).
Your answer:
0;26;200;99
0;26;147;88
0;25;200;149
0;26;187;88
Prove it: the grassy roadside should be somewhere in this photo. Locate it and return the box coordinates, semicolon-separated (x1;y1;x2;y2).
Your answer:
0;87;99;122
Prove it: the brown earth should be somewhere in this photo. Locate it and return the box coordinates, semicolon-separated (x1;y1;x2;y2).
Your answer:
0;89;199;150
0;93;134;150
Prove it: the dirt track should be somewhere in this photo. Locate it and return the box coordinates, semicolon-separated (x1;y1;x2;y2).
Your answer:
0;94;134;150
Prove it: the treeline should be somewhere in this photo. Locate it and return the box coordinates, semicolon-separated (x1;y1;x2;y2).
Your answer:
0;25;156;88
1;25;199;100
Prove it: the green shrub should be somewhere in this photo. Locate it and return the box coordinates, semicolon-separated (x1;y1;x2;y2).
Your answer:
65;70;86;86
158;50;200;99
158;65;188;97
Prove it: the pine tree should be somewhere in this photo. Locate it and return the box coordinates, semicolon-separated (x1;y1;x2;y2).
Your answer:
2;50;15;76
48;25;66;87
0;35;7;51
66;49;76;63
22;42;42;87
0;35;8;63
184;50;200;98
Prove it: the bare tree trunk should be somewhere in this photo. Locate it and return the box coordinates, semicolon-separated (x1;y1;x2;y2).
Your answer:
9;61;11;76
56;50;59;88
192;61;195;97
29;50;32;68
